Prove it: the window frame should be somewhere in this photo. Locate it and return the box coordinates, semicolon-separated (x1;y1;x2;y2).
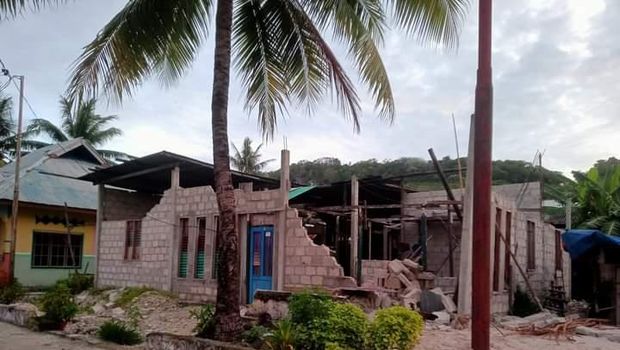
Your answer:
178;217;190;278
194;217;207;279
124;220;142;261
526;220;536;271
31;231;84;269
493;208;502;292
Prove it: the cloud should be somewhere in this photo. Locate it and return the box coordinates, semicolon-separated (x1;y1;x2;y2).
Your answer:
0;0;617;175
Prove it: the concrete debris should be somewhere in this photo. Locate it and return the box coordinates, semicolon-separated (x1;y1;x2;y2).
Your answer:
575;326;620;343
402;259;423;273
420;290;445;314
432;311;451;325
385;275;403;290
430;288;457;314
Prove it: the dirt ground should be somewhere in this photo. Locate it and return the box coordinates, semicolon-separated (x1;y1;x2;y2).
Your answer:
0;322;111;350
418;327;619;350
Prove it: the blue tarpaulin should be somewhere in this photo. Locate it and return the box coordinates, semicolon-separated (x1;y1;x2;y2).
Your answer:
562;229;620;259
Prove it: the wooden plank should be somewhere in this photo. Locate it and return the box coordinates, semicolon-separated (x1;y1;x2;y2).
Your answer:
428;148;463;220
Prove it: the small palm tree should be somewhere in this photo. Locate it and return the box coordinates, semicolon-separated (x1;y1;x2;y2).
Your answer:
27;96;128;161
231;137;274;174
574;165;620;235
0;96;47;163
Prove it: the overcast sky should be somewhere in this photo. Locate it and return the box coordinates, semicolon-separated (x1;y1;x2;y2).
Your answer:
0;0;618;174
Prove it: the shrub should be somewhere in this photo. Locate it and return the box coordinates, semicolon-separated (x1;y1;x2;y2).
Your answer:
242;325;270;348
511;286;539;317
367;306;424;350
38;284;78;330
62;273;94;295
264;319;296;350
296;302;368;350
190;304;215;338
98;320;143;345
0;279;25;304
288;289;333;326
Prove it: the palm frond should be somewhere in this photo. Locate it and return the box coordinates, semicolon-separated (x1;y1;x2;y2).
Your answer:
233;0;289;138
388;0;468;48
26;118;68;142
302;0;394;120
0;0;62;20
66;0;212;101
88;127;122;146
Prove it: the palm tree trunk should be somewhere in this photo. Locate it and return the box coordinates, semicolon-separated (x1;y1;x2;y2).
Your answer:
211;0;243;341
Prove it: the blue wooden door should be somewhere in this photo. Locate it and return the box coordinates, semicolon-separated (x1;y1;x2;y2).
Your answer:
248;225;274;303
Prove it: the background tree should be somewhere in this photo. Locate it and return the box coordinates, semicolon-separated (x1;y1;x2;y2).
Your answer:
1;0;468;340
230;137;274;174
573;161;620;235
0;96;47;163
27;96;128;161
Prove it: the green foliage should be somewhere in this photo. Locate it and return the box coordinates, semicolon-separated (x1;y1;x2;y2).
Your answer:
190;304;215;338
297;302;369;350
241;325;270;348
98;320;143;345
0;279;25;304
115;286;154;307
264;319;297;350
38;284;78;329
367;306;424;350
511;286;539;317
574;161;620;235
288;289;333;327
56;273;94;295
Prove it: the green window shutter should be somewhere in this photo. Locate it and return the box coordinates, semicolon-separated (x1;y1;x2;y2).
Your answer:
179;252;188;278
195;252;205;279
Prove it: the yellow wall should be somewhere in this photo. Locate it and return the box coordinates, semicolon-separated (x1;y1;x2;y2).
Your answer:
12;206;96;255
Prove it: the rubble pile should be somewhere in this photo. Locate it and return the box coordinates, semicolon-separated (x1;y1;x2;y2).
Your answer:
373;259;457;325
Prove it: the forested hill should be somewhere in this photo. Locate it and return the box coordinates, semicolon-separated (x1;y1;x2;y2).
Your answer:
265;156;573;194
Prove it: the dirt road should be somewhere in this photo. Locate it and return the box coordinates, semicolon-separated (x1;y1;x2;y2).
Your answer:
0;322;112;350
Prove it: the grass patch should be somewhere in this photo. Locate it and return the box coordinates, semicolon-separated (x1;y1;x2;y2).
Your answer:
115;287;155;308
98;320;143;345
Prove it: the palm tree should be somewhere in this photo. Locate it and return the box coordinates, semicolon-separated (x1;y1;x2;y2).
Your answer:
27;96;128;161
0;0;468;339
0;96;47;163
574;165;620;235
231;137;274;174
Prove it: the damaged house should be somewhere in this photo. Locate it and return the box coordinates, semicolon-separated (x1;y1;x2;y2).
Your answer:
82;149;569;313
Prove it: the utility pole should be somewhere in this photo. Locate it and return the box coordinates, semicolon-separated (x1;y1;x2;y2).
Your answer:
472;0;493;349
9;75;24;282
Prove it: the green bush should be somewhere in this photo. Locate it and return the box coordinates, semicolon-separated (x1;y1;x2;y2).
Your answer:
242;325;269;348
190;304;215;338
61;273;94;295
511;286;539;317
296;302;368;350
38;284;78;330
264;319;297;350
367;306;424;350
98;320;143;345
115;286;155;307
288;289;333;326
0;279;25;304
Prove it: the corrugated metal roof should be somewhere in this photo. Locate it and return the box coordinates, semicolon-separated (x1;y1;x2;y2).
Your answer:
288;186;316;200
0;138;104;210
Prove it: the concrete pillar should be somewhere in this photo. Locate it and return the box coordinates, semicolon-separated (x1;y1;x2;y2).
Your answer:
171;166;180;189
458;115;475;315
276;149;290;290
350;176;359;279
94;184;104;287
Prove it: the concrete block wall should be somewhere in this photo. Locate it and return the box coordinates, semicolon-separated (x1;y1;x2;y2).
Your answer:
284;208;356;290
97;189;175;290
103;188;162;221
361;260;390;287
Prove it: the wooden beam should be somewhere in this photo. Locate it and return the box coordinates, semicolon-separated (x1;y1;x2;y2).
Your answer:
428;148;463;220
